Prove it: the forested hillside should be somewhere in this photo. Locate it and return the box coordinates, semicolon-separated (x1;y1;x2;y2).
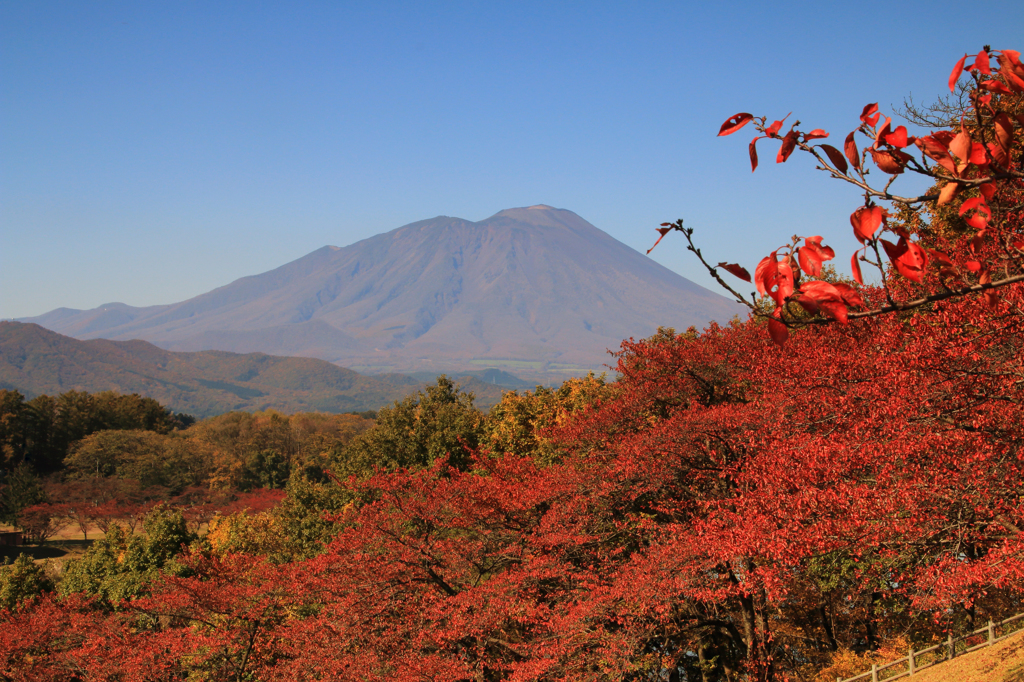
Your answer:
0;321;509;415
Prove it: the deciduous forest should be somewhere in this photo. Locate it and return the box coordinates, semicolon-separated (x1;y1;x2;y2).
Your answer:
2;47;1024;681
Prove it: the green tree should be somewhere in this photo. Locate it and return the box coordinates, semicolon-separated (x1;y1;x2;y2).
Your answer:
239;449;290;491
64;429;206;493
0;554;53;611
0;390;29;469
338;376;484;475
59;505;195;604
272;470;353;559
14;391;178;475
0;463;47;526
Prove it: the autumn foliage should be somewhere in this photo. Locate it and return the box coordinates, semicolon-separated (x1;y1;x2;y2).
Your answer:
3;47;1024;682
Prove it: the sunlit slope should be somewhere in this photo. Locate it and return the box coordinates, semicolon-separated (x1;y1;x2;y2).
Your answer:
23;206;745;373
894;631;1024;682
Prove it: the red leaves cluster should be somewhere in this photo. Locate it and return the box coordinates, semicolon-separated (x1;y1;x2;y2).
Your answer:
688;46;1024;344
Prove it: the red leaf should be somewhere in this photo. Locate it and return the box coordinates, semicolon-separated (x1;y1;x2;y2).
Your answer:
765;113;791;137
795;296;820;314
916;135;951;163
755;253;794;304
818;300;849;324
832;282;865;308
801;280;841;298
966;260;982;272
994;112;1014;152
772;260;795;304
884;126;911;148
969;142;989;166
749;136;762;172
928;249;954;267
979;183;996;202
859;103;880;127
958;197;991;229
880;237;928;283
949;54;967;92
869;148;907;174
803;129;829;141
844;131;861;170
998;50;1024;91
717;262;752;282
646;227;672;254
949;130;972;163
851;251;864;285
988;142;1009;167
754;255;777;296
850;206;883;243
979;80;1012;95
777;131;799;163
796;236;835;277
799;281;848;323
797;248;818;278
718;113;754;137
874;117;893;148
937;182;958;205
820;144;849;174
767;312;789;346
975;49;991;75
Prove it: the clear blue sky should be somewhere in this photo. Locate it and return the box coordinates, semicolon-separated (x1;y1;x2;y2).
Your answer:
3;1;1023;320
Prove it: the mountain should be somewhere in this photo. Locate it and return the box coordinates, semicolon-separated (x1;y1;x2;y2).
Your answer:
20;206;745;379
0;322;509;417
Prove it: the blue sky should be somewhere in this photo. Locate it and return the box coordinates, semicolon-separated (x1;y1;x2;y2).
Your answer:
3;1;1023;320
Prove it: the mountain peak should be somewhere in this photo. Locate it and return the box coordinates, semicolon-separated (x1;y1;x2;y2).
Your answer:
486;205;587;230
20;208;746;381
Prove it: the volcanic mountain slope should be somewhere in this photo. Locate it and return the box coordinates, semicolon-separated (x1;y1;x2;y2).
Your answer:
0;322;509;417
22;206;745;377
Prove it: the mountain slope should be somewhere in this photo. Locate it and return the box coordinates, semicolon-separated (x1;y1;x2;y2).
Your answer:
22;206;745;377
0;322;513;417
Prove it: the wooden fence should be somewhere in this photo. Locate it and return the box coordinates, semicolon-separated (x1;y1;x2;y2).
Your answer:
838;611;1024;682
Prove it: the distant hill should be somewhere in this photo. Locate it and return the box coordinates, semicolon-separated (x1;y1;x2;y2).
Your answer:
20;206;745;380
0;322;508;417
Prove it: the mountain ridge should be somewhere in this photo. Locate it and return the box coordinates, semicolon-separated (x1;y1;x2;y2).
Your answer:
20;206;745;378
0;321;510;417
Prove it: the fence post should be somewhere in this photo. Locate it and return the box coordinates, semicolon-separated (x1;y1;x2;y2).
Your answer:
988;619;995;645
908;645;915;675
947;633;955;659
872;663;878;682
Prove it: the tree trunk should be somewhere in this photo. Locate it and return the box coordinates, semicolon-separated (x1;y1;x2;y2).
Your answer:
819;605;838;651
